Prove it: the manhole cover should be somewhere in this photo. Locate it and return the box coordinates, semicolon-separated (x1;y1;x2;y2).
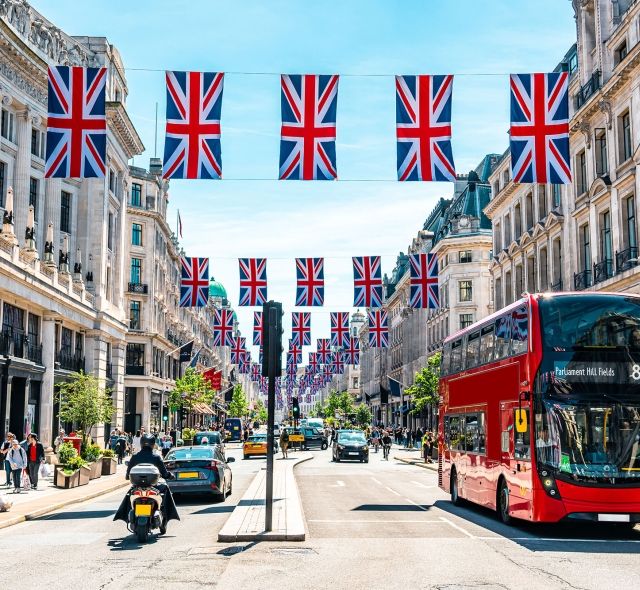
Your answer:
271;547;317;556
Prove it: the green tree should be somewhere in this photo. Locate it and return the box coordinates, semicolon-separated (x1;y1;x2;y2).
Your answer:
228;384;248;418
405;352;441;413
354;404;372;428
253;398;268;423
169;367;216;411
309;401;325;418
338;391;355;416
56;371;113;448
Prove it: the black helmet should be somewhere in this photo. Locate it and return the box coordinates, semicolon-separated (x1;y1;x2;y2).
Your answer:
141;434;156;449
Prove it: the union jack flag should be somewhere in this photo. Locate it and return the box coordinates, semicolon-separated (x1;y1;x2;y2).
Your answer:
331;354;345;375
343;337;360;365
288;339;303;365
368;310;389;348
239;258;267;306
308;352;320;373
510;72;571;184
163;71;224;179
279;74;339;180
251;363;261;380
179;257;209;307
253;312;263;346
46;66;107;178
295;257;325;306
316;338;331;364
291;312;311;346
213;308;235;347
353;256;383;308
239;361;250;374
396;75;455;182
231;336;247;365
330;312;350;349
409;253;439;309
286;361;297;376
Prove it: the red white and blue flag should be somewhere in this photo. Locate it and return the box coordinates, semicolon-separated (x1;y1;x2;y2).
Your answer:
291;312;311;346
343;337;360;365
279;74;339;180
179;257;209;307
395;75;455;182
163;71;224;180
253;312;263;346
295;257;325;306
316;338;331;365
239;258;267;306
368;310;389;348
46;66;107;178
353;256;383;308
308;352;320;373
409;253;439;309
331;354;345;375
330;312;350;349
231;336;247;365
251;363;261;380
509;72;571;184
288;340;303;365
213;308;235;347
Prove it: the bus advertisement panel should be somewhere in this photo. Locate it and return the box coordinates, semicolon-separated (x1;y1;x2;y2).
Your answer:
438;292;640;526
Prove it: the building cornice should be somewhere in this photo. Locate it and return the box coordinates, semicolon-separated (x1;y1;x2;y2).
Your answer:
106;101;144;159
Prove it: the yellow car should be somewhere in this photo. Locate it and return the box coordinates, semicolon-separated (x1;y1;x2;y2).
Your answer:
243;434;267;459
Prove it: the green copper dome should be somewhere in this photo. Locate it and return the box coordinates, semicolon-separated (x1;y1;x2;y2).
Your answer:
208;277;227;299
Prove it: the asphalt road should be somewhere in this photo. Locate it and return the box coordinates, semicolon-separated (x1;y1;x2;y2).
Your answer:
1;444;639;589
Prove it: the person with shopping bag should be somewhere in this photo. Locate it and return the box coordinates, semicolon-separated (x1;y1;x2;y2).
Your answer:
26;434;45;490
6;439;27;494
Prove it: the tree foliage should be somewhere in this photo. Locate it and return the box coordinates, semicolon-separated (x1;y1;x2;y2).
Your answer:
354;404;372;427
405;352;441;413
56;371;113;447
309;401;325;418
253;398;268;423
169;367;216;411
322;390;356;420
228;384;248;418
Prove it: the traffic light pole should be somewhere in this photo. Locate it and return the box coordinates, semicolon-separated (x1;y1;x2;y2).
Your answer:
265;304;277;532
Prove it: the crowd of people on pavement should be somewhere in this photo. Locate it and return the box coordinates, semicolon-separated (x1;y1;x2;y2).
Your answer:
1;431;47;494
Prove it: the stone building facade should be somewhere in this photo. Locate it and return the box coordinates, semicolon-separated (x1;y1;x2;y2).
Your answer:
0;2;142;446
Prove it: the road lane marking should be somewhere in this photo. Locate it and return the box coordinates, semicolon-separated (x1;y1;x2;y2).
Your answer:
405;498;428;511
371;477;382;486
411;480;436;489
385;486;401;496
308;519;443;523
439;516;475;538
329;480;346;487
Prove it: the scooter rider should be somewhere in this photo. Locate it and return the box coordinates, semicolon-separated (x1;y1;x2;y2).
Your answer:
381;430;392;460
113;434;180;526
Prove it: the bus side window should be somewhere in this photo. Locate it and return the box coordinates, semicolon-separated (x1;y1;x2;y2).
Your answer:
441;342;451;375
451;339;463;372
474;413;486;454
480;325;494;364
449;415;462;451
511;306;528;355
514;409;531;460
465;413;477;452
467;331;481;369
495;315;511;359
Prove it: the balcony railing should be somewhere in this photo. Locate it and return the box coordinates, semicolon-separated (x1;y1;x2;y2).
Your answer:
127;282;148;294
550;279;563;292
574;71;601;110
126;365;145;376
593;259;614;284
25;343;42;364
0;331;42;364
56;350;85;372
616;246;639;274
574;269;592;291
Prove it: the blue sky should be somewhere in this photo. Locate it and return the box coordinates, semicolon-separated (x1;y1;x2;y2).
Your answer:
33;0;575;356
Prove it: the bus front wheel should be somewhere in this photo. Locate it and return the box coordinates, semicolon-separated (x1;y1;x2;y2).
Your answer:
498;479;512;525
450;468;462;506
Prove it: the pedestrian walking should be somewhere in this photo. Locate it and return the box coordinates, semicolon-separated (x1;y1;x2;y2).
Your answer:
1;432;16;486
53;429;66;454
26;434;45;490
115;435;127;464
6;439;27;493
132;430;142;453
279;429;289;459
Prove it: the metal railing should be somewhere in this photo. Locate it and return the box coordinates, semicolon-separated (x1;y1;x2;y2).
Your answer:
0;331;42;364
574;71;601;110
550;279;563;292
127;282;148;294
616;246;639;274
126;365;145;376
56;350;85;372
593;259;614;284
574;269;592;291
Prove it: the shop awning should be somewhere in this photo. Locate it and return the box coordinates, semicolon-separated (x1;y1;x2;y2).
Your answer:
192;402;215;415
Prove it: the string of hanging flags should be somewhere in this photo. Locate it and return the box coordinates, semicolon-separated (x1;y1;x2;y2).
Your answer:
44;66;572;185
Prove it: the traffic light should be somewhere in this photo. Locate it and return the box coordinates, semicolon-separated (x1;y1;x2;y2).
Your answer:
180;406;187;423
262;301;284;377
162;405;169;423
292;397;300;419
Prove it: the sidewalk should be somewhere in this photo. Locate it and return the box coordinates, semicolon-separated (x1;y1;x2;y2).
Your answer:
0;463;129;530
218;452;312;542
394;451;439;472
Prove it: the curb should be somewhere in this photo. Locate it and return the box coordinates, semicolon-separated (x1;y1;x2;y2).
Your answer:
0;479;129;531
394;456;439;472
218;454;313;543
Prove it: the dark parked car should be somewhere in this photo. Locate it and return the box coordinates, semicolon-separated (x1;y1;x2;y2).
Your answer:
164;445;234;500
332;430;369;463
299;426;328;450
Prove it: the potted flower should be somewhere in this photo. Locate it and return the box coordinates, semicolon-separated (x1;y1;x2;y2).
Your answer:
182;427;197;446
54;442;79;487
67;455;91;486
82;444;103;480
101;448;117;475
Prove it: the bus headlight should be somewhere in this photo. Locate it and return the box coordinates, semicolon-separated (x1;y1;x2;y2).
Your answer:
539;469;561;499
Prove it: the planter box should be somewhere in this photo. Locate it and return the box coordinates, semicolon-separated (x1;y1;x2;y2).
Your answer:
101;456;117;475
54;467;80;489
78;464;91;486
88;461;102;480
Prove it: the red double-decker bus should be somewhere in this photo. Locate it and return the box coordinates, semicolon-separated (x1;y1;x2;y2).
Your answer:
438;292;640;526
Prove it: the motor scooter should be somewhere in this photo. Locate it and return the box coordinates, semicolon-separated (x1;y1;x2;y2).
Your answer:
127;464;166;542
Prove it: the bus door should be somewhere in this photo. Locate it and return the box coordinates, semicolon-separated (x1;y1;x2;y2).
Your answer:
500;402;532;516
